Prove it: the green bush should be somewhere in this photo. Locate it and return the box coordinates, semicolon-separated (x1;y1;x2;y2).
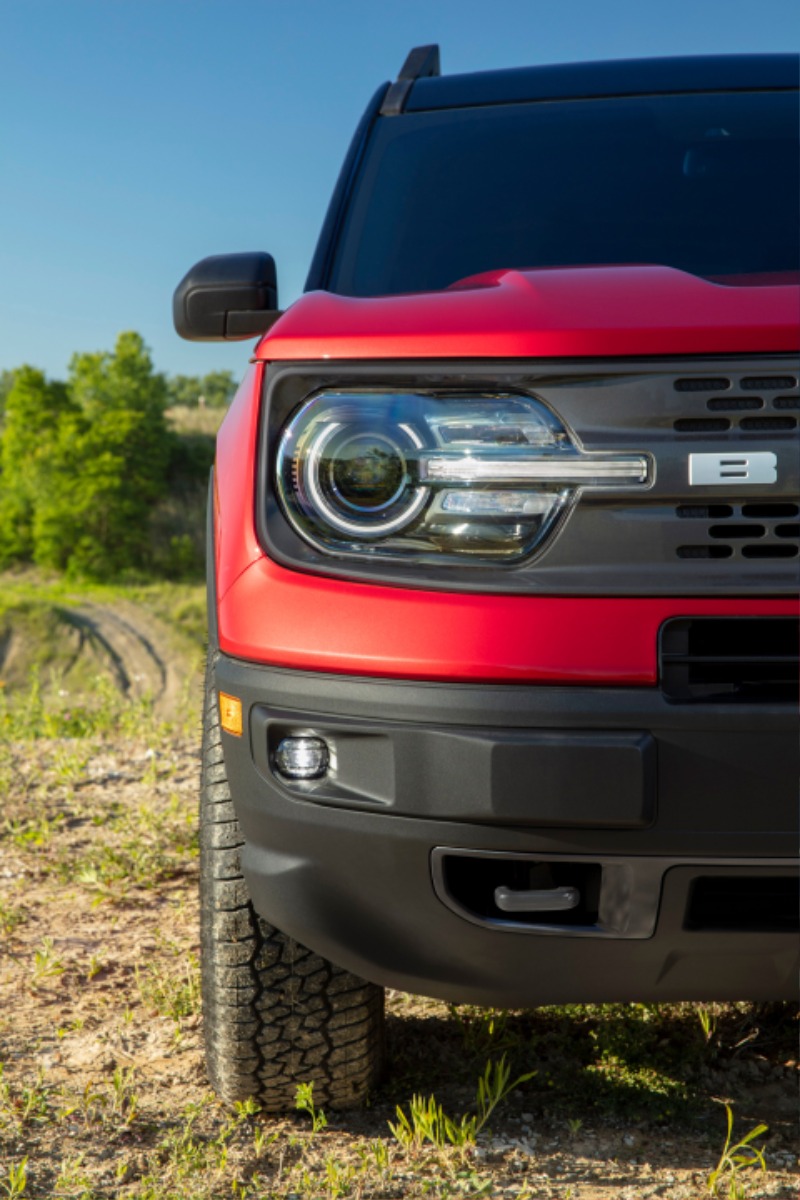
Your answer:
0;334;189;580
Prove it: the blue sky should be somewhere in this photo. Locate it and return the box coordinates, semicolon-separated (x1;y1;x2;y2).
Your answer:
2;0;797;381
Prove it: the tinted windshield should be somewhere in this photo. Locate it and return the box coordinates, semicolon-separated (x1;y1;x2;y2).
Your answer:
329;91;799;295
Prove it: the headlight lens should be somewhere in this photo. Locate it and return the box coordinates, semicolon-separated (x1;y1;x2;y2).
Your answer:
275;391;649;564
295;415;428;537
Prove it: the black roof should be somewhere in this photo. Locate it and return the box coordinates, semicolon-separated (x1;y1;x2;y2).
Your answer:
404;54;800;112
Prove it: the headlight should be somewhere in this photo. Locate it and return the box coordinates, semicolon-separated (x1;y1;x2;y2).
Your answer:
294;417;428;537
276;391;650;564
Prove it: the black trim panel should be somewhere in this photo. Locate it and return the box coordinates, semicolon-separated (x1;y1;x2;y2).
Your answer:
215;654;799;852
305;83;390;293
252;707;657;829
406;55;800;113
212;654;798;1004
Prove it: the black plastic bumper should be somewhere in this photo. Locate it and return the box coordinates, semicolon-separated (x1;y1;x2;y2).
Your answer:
215;653;799;1005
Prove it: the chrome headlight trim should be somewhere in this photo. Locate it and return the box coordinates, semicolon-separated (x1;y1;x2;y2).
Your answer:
275;388;652;565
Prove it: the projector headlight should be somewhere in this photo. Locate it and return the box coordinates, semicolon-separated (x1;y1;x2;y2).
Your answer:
276;391;649;564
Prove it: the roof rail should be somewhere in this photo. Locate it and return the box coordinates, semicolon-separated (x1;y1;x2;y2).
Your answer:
380;44;441;117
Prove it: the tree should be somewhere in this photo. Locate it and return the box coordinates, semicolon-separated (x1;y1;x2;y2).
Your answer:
0;367;73;566
0;369;17;426
0;334;217;580
199;370;237;408
166;369;237;409
38;333;173;576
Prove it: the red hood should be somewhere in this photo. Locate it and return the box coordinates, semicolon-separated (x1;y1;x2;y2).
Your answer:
256;265;800;361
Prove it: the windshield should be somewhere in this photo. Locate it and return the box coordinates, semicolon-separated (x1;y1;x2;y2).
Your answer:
328;90;799;295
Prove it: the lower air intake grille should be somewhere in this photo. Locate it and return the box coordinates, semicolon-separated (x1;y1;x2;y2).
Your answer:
660;617;799;702
685;876;800;933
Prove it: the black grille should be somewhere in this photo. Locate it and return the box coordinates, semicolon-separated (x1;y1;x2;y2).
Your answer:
669;372;800;433
660;616;799;702
676;503;800;561
685;876;799;933
263;356;800;597
675;412;798;432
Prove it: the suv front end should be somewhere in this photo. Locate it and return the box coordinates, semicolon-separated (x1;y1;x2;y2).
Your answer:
176;48;799;1109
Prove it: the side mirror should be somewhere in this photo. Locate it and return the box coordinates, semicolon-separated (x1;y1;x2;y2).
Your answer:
173;252;281;341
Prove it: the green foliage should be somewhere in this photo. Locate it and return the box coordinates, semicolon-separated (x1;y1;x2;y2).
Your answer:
706;1103;768;1198
0;664;156;741
0;368;18;424
0;1157;28;1199
0;367;74;566
390;1056;535;1154
148;423;217;579
166;369;236;409
42;333;172;576
0;335;177;579
0;338;235;581
135;956;201;1023
295;1082;328;1135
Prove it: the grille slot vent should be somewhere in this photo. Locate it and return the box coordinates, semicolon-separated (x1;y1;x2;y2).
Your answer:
740;416;797;431
674;418;730;433
673;411;799;432
675;503;800;561
671;373;798;432
660;616;799;702
709;524;763;539
677;505;734;519
707;397;762;411
741;503;798;519
741;376;797;390
742;543;798;559
676;545;732;559
674;377;731;392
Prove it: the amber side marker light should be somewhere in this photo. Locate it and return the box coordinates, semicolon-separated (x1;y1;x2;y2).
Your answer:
219;692;243;737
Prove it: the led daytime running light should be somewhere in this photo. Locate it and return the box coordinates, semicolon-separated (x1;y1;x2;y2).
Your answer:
421;454;650;484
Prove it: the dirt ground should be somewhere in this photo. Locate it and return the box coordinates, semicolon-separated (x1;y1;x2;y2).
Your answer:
0;601;797;1199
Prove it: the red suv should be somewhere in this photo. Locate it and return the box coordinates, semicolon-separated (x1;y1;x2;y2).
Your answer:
174;47;800;1111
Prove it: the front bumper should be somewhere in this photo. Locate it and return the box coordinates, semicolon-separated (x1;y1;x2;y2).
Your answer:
216;653;799;1005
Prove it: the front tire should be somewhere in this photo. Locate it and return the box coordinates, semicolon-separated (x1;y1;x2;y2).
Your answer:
199;651;385;1110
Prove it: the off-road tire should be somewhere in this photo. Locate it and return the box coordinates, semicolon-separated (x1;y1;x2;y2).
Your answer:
200;651;385;1110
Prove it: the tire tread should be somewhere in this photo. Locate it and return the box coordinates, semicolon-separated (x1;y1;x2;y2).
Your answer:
200;651;384;1110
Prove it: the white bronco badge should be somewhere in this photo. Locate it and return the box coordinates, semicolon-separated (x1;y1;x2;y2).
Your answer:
689;451;778;486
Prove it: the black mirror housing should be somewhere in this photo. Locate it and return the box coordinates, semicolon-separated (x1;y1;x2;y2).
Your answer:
173;252;281;341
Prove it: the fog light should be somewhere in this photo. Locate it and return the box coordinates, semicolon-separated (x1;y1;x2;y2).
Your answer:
275;736;329;780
